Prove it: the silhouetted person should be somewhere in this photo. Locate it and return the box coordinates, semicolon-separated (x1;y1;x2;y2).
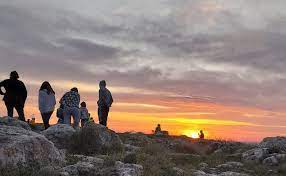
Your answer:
199;130;205;139
97;80;113;126
60;87;80;128
80;101;89;127
0;71;27;121
56;104;64;124
38;81;56;129
155;124;161;133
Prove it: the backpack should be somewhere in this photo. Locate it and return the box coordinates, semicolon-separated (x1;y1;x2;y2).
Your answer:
105;89;113;107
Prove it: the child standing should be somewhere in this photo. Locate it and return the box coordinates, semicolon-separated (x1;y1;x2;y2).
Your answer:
80;102;89;127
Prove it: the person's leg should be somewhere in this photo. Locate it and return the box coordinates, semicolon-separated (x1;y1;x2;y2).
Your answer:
42;111;53;129
71;107;80;128
64;108;71;125
101;107;108;126
41;113;48;129
105;107;110;126
98;107;102;125
5;102;14;117
15;104;25;121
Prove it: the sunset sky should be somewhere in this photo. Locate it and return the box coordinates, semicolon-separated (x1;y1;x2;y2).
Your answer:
1;0;286;142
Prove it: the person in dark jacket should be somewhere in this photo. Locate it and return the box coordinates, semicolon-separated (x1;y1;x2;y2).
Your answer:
0;71;27;121
97;80;113;126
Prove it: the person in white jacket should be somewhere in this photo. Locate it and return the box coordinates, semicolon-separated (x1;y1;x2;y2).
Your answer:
38;81;56;129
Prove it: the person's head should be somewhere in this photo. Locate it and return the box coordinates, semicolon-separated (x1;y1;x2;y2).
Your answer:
99;80;106;88
71;87;78;93
10;71;19;80
200;130;203;133
40;81;55;94
157;124;161;127
81;102;86;108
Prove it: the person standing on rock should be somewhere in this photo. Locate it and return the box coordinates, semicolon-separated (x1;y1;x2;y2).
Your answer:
60;87;80;128
97;80;113;126
79;101;89;127
38;81;56;129
0;71;27;121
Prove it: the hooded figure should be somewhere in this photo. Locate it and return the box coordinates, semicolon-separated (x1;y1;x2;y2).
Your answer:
0;71;27;121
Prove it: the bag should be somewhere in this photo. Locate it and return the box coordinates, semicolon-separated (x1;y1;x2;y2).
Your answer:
105;90;113;107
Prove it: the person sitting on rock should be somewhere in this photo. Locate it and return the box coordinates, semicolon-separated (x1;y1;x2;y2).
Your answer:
199;130;205;139
80;101;89;127
0;71;27;121
155;124;162;134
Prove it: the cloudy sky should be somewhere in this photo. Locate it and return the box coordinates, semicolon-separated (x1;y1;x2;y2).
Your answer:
1;0;286;141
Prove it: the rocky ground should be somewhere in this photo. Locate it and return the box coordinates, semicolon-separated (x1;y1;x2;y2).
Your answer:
0;116;285;176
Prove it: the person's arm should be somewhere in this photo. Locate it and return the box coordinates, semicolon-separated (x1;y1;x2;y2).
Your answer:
0;80;6;95
19;81;28;102
98;89;103;105
38;91;45;112
52;94;56;106
59;93;66;105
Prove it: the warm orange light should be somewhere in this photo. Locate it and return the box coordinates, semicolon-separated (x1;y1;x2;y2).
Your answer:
183;130;200;139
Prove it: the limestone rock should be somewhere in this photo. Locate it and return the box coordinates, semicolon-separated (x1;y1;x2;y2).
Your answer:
0;125;64;169
259;136;286;152
263;156;279;166
42;124;76;149
0;116;31;130
242;148;269;163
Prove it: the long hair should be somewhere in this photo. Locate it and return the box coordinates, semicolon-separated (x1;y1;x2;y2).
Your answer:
40;81;55;95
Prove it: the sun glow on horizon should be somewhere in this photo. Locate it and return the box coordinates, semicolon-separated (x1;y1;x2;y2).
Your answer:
183;130;201;139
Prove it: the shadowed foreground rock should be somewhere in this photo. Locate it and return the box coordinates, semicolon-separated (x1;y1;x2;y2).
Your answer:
0;116;31;130
42;124;76;149
0;125;64;169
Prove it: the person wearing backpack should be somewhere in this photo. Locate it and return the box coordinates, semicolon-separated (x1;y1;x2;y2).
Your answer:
97;80;113;126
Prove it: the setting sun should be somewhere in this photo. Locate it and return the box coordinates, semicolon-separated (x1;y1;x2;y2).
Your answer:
183;130;200;139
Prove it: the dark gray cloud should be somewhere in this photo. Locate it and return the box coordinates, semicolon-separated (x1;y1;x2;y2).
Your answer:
1;0;286;112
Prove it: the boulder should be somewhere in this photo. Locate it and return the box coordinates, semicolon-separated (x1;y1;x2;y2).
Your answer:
0;125;64;169
0;116;31;130
61;158;143;176
259;136;286;152
242;148;269;163
262;156;279;166
42;124;76;149
68;123;124;155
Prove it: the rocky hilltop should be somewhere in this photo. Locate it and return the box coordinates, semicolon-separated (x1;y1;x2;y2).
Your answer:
0;116;285;176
